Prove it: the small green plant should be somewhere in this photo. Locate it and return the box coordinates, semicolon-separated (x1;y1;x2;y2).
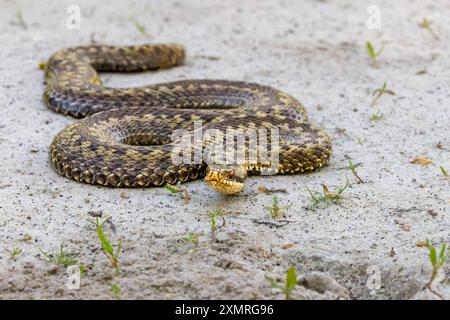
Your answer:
370;111;384;121
181;232;204;252
306;178;349;207
424;240;448;298
419;18;439;40
209;208;225;238
6;247;22;261
111;283;121;299
371;82;395;106
132;19;146;35
264;196;290;219
165;182;191;203
164;184;179;193
356;137;364;145
16;9;27;29
439;165;448;177
349;159;364;183
79;263;85;279
366;41;383;65
88;218;122;274
40;245;77;268
265;266;298;300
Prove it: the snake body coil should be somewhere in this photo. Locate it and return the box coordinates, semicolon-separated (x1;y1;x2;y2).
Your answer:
43;44;331;194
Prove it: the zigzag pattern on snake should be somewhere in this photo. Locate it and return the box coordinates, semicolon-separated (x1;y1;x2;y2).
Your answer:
42;44;332;194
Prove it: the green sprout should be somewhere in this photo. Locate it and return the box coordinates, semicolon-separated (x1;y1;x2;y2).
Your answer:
111;283;121;299
88;218;122;274
371;82;395;106
16;9;27;29
424;241;448;299
306;178;349;207
366;41;383;65
419;18;439;40
40;245;77;268
370;111;384;121
165;182;191;203
356;137;364;145
209;208;225;238
265;266;298;300
439;165;448;177
264;196;290;219
132;19;146;35
181;232;204;252
349;159;364;183
6;247;22;261
79;263;85;279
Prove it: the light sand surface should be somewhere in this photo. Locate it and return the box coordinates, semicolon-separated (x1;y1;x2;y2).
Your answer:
0;0;448;299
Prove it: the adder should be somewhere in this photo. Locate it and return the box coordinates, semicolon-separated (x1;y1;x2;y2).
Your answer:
42;44;331;195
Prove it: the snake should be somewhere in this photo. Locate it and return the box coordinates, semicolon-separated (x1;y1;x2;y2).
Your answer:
42;44;332;195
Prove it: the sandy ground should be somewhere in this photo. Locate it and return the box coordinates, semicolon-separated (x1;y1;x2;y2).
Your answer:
0;0;449;300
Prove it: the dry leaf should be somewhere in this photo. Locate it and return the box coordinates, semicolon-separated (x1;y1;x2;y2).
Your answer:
281;243;295;249
322;184;339;197
410;157;433;165
415;241;428;248
322;184;331;195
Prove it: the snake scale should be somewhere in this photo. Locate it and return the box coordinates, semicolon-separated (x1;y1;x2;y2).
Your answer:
42;44;331;194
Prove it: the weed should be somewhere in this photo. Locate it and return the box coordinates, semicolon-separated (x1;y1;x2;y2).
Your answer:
265;266;298;299
88;218;122;274
371;82;395;106
79;263;85;279
370;111;384;121
209;208;225;238
356;137;364;145
306;178;349;207
111;283;121;298
165;182;191;204
15;9;27;29
264;196;290;219
366;41;383;65
424;240;448;299
40;245;77;268
419;18;439;40
6;247;22;261
349;159;364;183
181;232;204;252
132;19;146;35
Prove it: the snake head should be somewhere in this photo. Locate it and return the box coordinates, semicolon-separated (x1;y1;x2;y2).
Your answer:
204;164;247;195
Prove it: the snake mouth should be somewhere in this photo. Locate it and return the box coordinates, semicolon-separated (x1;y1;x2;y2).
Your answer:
204;166;247;195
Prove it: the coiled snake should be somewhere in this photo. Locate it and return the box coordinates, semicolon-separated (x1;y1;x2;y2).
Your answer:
42;44;331;195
